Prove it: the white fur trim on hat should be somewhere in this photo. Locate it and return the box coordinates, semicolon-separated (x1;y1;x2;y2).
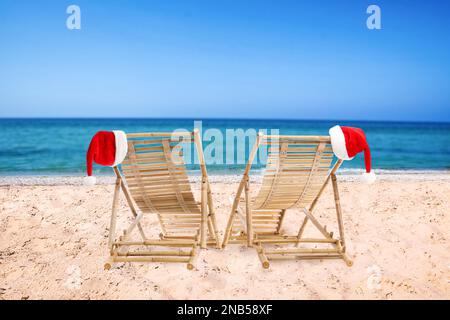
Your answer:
329;125;354;161
84;175;97;186
112;130;128;167
361;171;376;184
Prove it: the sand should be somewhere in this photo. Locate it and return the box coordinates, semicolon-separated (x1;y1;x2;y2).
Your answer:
0;174;449;300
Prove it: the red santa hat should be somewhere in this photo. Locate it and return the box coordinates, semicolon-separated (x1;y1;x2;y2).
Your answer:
84;130;128;185
329;125;376;183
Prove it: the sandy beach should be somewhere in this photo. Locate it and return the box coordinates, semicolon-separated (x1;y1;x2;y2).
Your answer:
0;174;449;300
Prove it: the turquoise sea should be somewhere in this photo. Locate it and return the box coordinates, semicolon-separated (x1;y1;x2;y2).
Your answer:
0;118;449;176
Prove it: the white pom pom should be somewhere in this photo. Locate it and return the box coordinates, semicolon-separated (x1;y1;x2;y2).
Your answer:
361;171;376;184
84;176;97;186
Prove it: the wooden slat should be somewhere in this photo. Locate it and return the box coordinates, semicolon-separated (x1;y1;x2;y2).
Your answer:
257;142;287;209
126;142;161;215
121;139;204;239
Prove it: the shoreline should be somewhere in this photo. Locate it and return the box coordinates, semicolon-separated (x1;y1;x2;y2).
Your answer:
1;171;450;186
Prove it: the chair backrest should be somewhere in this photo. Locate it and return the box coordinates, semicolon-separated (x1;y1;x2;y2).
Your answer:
119;131;204;237
252;135;334;210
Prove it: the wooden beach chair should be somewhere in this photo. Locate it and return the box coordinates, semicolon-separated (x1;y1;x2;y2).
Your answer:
104;129;220;270
222;132;353;268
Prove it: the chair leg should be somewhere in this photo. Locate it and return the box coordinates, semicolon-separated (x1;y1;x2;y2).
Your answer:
187;245;199;270
295;216;309;247
206;183;221;248
119;179;146;240
206;193;221;248
104;247;118;270
302;208;333;239
222;198;241;248
104;257;113;270
255;243;270;269
200;178;208;248
336;239;353;266
331;174;346;247
108;178;121;249
119;214;144;247
275;209;286;234
222;172;252;248
245;178;253;247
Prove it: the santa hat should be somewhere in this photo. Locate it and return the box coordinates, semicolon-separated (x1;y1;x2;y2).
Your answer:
84;130;128;185
329;125;376;183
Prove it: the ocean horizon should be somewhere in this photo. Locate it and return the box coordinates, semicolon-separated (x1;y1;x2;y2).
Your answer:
1;118;450;176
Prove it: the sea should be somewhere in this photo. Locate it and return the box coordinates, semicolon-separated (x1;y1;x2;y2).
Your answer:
1;118;449;176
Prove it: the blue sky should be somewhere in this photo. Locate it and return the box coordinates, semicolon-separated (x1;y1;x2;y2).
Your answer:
0;0;449;121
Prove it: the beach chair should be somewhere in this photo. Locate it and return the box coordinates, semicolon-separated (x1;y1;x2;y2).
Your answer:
104;129;220;270
222;132;353;268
